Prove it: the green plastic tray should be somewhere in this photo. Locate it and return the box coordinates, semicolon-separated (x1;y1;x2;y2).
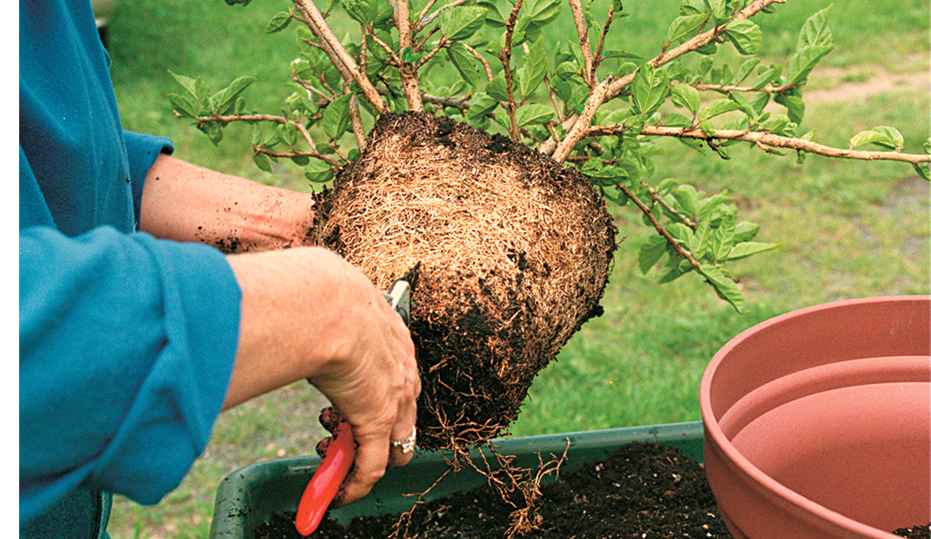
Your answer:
208;421;704;538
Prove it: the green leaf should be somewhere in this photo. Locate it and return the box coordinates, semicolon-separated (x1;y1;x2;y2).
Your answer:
213;76;256;113
342;0;378;24
167;93;198;118
712;210;736;261
697;99;741;122
305;160;335;183
465;92;498;125
478;0;506;26
787;45;832;86
666;13;709;44
874;126;904;148
515;103;556;126
750;92;770;116
487;71;509;102
723;19;761;55
520;38;549;98
759;114;796;137
441;6;487;41
446;43;484;89
734;58;761;84
705;0;727;23
671;84;700;115
657;256;694;283
401;47;424;64
699;265;744;312
202;122;223;145
734;221;761;242
727;241;778;261
631;64;670;116
774;92;805;124
914;163;930;181
679;0;705;16
322;93;352;139
692;218;713;260
786;7;833;85
751;64;782;90
638;235;668;274
253;152;273;173
850;126;903;151
670;184;699;217
796;5;833;50
696;192;732;220
526;0;562;29
168;70;198;98
665;112;692;128
265;11;292;33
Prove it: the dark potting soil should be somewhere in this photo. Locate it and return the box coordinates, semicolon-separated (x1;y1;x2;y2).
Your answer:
894;525;930;539
254;442;733;539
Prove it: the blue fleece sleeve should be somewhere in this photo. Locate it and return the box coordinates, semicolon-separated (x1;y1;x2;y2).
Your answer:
19;226;241;523
124;130;174;222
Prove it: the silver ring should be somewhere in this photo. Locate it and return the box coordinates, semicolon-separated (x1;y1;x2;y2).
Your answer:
390;426;416;454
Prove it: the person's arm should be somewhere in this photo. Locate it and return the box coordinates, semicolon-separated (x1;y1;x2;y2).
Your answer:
139;154;317;252
138;153;421;506
19;226;242;523
225;247;420;505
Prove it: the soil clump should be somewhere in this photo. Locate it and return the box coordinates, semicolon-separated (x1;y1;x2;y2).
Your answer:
313;112;617;452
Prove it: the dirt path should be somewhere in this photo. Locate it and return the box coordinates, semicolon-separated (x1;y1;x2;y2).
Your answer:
805;67;929;104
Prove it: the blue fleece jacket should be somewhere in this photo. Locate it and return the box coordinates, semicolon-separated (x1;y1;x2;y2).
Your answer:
20;0;242;536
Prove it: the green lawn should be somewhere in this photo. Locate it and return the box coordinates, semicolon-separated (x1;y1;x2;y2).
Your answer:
106;0;929;536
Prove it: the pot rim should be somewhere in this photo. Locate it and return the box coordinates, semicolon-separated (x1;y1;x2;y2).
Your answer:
699;295;931;538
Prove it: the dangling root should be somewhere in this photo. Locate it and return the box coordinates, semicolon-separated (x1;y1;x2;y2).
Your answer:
389;439;571;539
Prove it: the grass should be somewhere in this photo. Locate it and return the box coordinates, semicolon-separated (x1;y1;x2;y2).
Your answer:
105;0;929;536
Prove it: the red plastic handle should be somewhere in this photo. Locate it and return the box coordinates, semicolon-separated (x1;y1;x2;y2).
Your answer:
294;419;356;536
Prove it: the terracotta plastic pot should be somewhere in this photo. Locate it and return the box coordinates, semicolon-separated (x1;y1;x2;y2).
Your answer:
700;296;931;539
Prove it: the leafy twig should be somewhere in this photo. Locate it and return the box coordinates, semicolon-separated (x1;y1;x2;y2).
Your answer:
349;93;367;151
545;0;784;159
291;73;334;103
415;0;475;32
499;0;525;141
592;6;615;72
615;182;703;271
462;42;493;82
588;125;931;166
685;82;796;94
291;0;388;113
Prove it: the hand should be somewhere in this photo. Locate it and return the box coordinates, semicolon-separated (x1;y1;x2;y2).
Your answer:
224;247;420;505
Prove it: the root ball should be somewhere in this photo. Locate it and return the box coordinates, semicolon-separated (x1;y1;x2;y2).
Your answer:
314;112;616;452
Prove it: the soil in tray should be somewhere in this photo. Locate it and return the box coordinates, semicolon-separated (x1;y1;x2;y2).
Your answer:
255;442;733;539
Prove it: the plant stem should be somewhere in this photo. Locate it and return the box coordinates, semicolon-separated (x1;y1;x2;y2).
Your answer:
567;0;595;87
499;0;525;142
395;0;425;111
615;182;703;271
588;125;931;166
290;0;388;113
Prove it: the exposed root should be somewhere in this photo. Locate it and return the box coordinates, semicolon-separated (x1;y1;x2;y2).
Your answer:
389;439;570;539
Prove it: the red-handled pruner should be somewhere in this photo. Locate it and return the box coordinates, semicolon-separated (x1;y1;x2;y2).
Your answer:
294;279;412;536
294;416;355;535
